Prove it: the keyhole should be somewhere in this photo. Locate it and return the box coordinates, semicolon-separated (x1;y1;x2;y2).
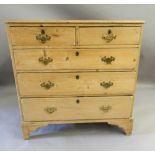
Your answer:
41;29;45;34
75;51;79;56
76;75;80;79
76;99;80;104
108;29;112;34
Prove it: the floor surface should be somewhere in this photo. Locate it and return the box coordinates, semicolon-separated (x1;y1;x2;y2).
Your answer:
0;83;155;150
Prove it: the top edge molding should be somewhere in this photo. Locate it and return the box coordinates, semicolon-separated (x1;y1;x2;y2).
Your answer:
6;20;145;24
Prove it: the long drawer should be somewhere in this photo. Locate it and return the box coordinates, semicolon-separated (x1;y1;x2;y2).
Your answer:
79;27;141;45
10;27;75;46
17;72;136;97
14;48;139;71
21;96;133;121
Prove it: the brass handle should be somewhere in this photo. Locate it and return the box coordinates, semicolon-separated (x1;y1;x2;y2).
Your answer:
40;81;54;89
102;29;116;42
45;107;57;114
100;81;113;89
36;29;51;43
101;56;115;64
39;56;53;65
100;105;112;112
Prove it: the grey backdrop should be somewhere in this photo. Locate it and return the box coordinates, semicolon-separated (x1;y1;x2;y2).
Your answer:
0;4;153;85
1;4;155;150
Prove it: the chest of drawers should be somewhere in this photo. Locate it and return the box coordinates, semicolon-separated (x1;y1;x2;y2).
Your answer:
6;20;144;139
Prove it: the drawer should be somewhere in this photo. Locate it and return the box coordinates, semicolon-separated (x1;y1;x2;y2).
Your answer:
10;27;75;46
79;27;141;45
21;96;133;121
17;72;136;97
14;48;139;71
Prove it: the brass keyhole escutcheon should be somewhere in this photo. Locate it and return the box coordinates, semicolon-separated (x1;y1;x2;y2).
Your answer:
75;51;79;56
39;50;53;65
102;29;117;43
76;99;80;104
36;29;51;43
76;75;80;79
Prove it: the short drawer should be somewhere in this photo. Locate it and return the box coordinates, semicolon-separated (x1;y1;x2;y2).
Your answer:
10;27;75;46
14;48;139;71
79;27;141;45
17;72;136;97
21;96;133;121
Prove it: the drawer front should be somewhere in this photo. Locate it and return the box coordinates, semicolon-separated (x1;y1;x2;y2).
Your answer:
17;72;136;97
79;27;141;45
10;27;75;46
14;48;139;71
21;96;133;121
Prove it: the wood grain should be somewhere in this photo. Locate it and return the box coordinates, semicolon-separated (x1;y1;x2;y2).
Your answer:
6;20;144;139
22;118;133;139
6;20;145;24
21;96;133;121
14;48;139;71
17;72;136;97
79;27;141;45
10;27;75;46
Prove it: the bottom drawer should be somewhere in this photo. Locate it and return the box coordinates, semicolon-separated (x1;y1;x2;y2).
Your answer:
21;96;133;121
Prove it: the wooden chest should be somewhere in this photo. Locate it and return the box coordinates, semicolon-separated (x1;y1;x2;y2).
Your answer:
6;20;144;139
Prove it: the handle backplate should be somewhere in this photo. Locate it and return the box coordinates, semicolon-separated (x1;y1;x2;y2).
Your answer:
100;105;112;112
39;56;53;65
40;81;54;89
36;29;51;43
45;107;57;114
100;81;113;89
101;56;115;64
102;29;116;42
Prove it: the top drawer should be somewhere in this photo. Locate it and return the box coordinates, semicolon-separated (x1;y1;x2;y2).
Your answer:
9;27;75;46
79;27;141;45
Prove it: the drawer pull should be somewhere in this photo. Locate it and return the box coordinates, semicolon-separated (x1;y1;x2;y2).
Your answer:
40;81;54;89
39;56;53;65
36;29;51;43
101;56;115;64
100;105;112;112
100;81;113;89
45;107;57;114
102;29;116;42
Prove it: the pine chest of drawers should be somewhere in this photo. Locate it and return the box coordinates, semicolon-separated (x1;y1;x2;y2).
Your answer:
6;20;144;139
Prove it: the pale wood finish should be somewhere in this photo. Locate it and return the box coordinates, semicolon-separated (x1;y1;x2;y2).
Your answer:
12;45;140;50
14;48;139;71
22;123;48;140
79;27;141;45
21;96;133;121
10;27;75;46
107;118;133;135
6;20;144;24
17;72;136;97
6;20;144;139
6;20;144;28
22;118;133;139
6;25;25;122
